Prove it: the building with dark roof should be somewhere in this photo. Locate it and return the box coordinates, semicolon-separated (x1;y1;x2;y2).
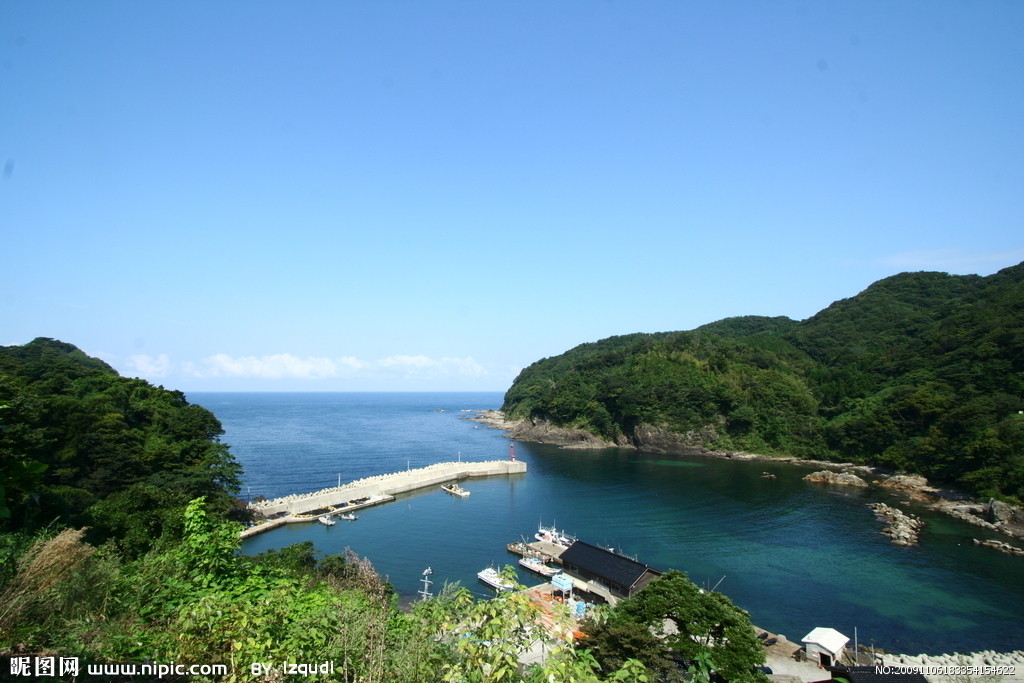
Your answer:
558;540;662;600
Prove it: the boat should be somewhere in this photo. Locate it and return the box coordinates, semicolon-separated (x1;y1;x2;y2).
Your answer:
535;524;575;548
318;515;336;526
340;513;357;521
477;567;516;591
518;556;559;577
441;482;470;497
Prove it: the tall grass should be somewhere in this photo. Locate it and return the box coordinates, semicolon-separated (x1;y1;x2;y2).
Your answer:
0;527;96;636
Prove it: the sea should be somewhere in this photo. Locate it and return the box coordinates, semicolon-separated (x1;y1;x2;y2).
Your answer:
188;391;1024;656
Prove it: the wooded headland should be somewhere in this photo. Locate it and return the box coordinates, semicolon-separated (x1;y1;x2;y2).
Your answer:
502;263;1024;503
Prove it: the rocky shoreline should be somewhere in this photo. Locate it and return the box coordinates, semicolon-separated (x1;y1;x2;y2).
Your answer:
878;650;1024;682
469;410;1024;552
470;410;863;468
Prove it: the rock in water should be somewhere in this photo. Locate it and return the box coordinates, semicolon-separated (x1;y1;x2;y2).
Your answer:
879;474;930;491
803;470;869;487
972;538;1024;558
869;503;924;545
988;499;1024;528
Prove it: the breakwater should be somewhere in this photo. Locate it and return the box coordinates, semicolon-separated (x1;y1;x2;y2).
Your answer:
243;459;527;537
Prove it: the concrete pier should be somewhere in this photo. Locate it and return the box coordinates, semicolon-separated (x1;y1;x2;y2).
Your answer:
508;540;568;565
241;460;527;538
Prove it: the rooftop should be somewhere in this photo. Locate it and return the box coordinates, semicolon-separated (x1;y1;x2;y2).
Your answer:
802;627;851;655
559;540;660;591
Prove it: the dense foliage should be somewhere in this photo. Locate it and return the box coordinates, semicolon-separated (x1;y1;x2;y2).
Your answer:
0;495;700;682
503;264;1024;500
579;570;765;683
0;338;242;553
0;497;474;682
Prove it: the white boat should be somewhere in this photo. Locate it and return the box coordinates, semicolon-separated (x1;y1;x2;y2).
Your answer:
340;513;357;521
535;524;575;548
518;557;559;578
318;515;336;526
477;567;515;591
441;483;470;497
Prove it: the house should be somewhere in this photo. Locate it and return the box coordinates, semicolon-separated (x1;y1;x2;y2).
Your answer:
557;540;662;601
802;627;850;668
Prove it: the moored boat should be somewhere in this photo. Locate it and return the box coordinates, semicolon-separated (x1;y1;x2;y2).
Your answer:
441;482;470;497
340;513;357;520
318;515;336;526
477;566;515;591
535;523;575;548
518;556;559;577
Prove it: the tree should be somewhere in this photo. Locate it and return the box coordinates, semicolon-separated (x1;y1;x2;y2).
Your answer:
580;616;679;681
594;570;766;683
0;339;242;541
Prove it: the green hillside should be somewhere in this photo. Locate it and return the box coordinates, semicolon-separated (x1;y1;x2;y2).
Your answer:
503;264;1024;500
0;337;242;550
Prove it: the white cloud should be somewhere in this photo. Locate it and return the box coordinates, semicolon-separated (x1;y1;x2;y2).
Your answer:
337;356;366;371
127;353;171;377
378;355;486;378
874;248;1024;273
199;353;348;379
378;354;436;369
443;357;487;378
179;352;487;381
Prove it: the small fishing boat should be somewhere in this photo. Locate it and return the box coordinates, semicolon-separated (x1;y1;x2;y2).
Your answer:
340;513;357;521
318;515;336;526
518;556;559;577
441;483;470;497
535;524;575;548
477;567;515;591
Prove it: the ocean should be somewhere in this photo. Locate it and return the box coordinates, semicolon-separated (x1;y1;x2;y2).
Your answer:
188;391;1024;655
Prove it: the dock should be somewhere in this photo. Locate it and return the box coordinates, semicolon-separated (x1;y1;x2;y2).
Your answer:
507;541;622;605
507;539;568;566
241;459;527;538
507;535;661;606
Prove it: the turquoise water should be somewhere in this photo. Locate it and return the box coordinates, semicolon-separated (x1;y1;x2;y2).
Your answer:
189;392;1024;655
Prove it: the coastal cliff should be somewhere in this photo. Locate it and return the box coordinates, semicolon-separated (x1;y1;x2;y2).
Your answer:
476;411;743;456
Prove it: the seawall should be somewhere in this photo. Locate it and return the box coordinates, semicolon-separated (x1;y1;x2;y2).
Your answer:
246;459;527;522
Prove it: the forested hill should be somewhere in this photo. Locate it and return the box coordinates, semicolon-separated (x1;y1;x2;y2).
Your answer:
503;263;1024;500
0;337;241;552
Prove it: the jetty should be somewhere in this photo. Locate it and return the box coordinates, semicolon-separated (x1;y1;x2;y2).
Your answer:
242;459;527;538
508;539;568;567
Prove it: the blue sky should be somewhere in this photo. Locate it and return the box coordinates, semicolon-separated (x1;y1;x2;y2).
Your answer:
2;1;1022;391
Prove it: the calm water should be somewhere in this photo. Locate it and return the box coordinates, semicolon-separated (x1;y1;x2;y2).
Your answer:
189;392;1024;655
